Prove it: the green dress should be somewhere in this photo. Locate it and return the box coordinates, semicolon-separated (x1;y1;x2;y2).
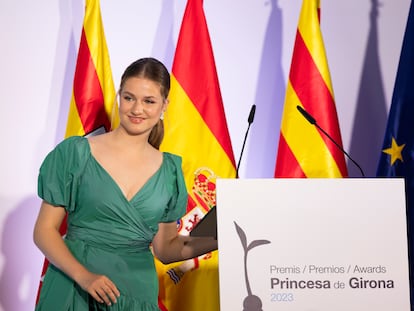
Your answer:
36;136;187;310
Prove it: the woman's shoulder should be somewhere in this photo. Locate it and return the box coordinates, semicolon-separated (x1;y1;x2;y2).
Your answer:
162;152;183;165
39;136;91;180
50;135;90;161
56;135;88;149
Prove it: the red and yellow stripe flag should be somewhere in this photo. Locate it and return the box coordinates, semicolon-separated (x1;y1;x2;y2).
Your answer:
275;0;348;178
65;0;119;136
156;0;236;310
36;0;118;304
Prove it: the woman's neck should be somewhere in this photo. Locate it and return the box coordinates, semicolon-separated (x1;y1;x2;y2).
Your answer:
108;127;153;152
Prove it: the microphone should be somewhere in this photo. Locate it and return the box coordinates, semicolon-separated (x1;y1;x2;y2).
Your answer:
296;105;365;177
236;104;256;178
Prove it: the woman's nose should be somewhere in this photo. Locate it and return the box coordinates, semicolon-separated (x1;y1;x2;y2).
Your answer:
131;100;144;114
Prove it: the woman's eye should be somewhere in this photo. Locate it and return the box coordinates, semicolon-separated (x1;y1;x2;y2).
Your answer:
144;99;156;104
123;95;133;101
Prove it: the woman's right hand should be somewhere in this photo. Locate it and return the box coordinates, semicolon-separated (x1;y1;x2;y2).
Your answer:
77;271;121;306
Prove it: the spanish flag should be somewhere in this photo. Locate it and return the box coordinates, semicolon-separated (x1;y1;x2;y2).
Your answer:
156;0;236;310
275;0;348;178
35;0;118;303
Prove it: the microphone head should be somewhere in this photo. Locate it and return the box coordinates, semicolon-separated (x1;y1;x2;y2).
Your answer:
296;105;316;125
248;104;256;124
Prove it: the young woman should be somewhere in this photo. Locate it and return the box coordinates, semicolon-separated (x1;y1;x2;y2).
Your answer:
33;57;217;310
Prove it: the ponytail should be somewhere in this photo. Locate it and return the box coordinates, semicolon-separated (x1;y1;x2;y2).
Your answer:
148;119;164;149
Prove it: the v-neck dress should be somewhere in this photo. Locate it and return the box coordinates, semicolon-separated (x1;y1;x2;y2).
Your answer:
36;136;187;311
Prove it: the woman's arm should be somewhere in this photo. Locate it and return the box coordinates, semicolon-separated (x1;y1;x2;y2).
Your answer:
33;201;120;305
152;222;218;264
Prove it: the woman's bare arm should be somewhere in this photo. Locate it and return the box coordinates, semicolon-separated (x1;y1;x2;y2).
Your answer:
33;201;120;305
152;222;218;264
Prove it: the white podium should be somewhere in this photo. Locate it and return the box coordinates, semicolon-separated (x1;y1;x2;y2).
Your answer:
216;178;410;310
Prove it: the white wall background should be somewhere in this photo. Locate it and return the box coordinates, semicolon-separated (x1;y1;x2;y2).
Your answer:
0;0;411;310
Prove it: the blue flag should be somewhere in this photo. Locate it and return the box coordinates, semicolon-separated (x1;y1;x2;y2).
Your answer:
377;0;414;306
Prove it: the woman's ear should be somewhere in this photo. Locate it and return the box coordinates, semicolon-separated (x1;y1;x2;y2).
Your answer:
160;99;169;120
163;98;169;112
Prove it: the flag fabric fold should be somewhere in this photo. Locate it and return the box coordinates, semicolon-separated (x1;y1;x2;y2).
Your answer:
36;0;118;304
156;0;236;310
274;0;348;178
377;0;414;304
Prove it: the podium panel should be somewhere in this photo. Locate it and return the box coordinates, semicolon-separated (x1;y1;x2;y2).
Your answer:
216;178;410;310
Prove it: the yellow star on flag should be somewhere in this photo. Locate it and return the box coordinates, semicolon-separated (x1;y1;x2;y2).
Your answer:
382;137;405;165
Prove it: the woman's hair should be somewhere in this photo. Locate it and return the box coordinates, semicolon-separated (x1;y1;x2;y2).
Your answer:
119;57;170;149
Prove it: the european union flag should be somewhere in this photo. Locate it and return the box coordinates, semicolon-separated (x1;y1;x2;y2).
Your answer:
377;1;414;308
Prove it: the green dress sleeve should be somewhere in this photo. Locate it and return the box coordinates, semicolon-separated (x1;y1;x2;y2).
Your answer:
37;136;89;212
161;153;188;223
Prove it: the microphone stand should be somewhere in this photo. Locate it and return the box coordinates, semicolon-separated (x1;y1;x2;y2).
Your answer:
296;105;365;177
236;105;256;178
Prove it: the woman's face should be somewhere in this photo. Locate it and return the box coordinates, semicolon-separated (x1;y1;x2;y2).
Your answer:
118;77;167;136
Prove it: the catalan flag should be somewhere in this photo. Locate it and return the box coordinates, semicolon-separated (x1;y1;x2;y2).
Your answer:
35;0;118;303
377;0;414;304
65;0;119;136
155;0;236;310
274;0;348;178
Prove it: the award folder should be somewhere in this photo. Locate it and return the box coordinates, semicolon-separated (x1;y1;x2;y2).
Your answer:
189;206;217;238
84;125;106;137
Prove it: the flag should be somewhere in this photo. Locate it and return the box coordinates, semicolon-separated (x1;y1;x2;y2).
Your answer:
35;0;119;303
274;0;348;178
65;0;119;136
156;0;236;310
377;0;414;304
